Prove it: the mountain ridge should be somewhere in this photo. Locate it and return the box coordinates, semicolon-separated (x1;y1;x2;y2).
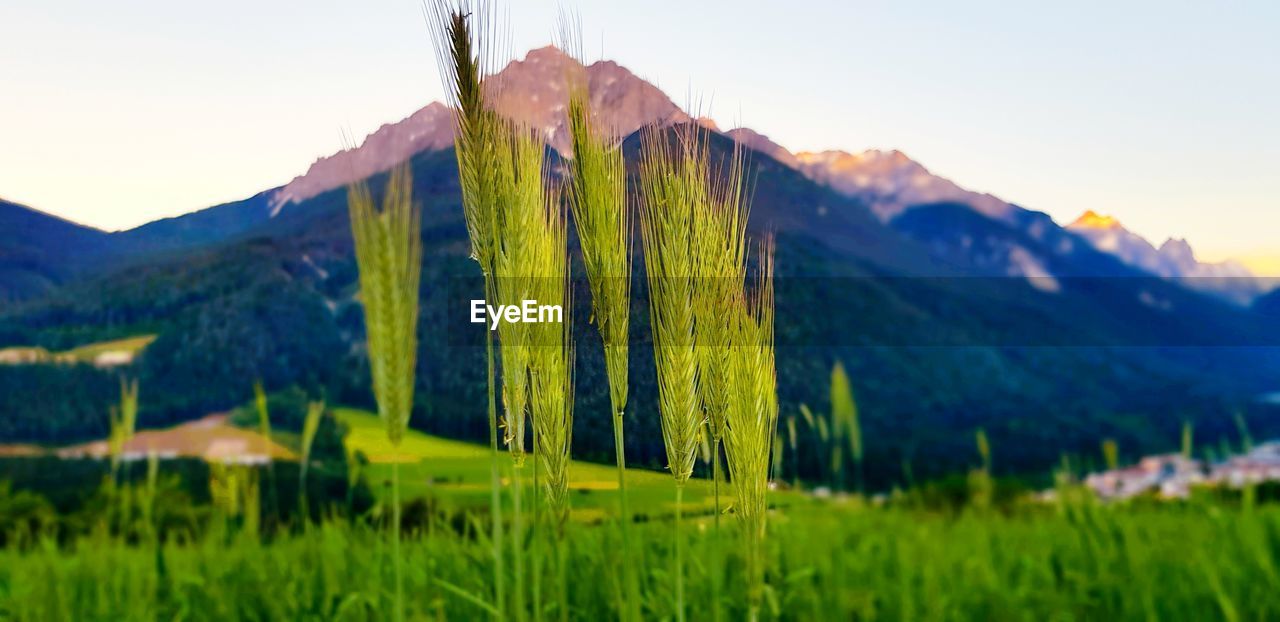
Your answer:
1066;210;1259;303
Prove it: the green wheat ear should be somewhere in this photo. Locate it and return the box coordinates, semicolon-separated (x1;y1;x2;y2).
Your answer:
528;184;575;531
563;35;632;422
638;124;712;486
694;136;749;447
347;165;422;447
492;122;550;465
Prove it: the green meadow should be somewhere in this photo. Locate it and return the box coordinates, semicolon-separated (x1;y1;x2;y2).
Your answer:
3;489;1278;621
336;408;721;522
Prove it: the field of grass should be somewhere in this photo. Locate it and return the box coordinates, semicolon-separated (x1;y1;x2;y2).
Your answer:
3;496;1278;620
336;408;723;521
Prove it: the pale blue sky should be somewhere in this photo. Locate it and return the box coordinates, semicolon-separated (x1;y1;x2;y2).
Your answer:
2;1;1277;270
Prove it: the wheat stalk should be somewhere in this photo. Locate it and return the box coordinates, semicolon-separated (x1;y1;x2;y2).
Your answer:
639;123;734;622
559;15;635;498
347;164;421;622
108;376;139;531
298;399;325;520
830;361;863;492
555;18;642;619
109;376;139;477
722;238;777;621
427;5;509;613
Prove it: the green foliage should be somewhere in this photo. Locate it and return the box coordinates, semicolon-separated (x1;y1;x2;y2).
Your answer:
0;364;118;442
0;481;55;546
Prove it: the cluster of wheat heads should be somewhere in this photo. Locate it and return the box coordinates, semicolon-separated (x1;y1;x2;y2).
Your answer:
640;123;782;620
346;164;422;622
692;133;750;528
722;239;777;621
637;124;715;622
491;125;549;469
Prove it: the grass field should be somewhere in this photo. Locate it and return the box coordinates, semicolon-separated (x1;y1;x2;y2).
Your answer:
336;408;724;521
3;497;1277;620
2;407;1272;620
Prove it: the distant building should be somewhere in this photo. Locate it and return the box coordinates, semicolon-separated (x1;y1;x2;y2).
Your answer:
1208;442;1280;488
1085;454;1205;501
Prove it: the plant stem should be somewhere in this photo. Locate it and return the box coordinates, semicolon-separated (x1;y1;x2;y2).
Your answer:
486;326;507;619
513;462;526;622
393;454;403;622
612;409;630;524
532;430;543;622
712;438;722;532
298;462;309;526
557;536;569;622
711;439;723;622
612;408;641;622
675;483;686;622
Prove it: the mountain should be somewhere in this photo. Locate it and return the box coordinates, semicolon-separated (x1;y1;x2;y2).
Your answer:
0;198;112;302
3;46;1279;487
1067;210;1261;303
718;129;1018;225
792;150;1016;223
273;46;687;210
720;131;1270;305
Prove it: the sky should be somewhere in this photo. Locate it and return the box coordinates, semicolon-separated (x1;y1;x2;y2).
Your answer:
2;0;1278;272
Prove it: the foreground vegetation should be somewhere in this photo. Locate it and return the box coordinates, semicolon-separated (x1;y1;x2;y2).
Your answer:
2;497;1278;621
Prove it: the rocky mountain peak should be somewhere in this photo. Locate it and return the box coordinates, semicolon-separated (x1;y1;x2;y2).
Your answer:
273;45;684;209
1069;210;1123;230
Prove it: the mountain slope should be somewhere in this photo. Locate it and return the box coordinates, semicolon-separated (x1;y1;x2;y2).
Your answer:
4;132;1278;487
0;198;112;302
